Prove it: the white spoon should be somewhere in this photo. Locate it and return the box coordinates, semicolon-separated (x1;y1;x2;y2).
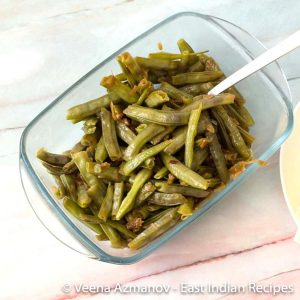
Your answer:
209;30;300;96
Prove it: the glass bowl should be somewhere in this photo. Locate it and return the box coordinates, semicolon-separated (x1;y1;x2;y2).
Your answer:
19;12;293;264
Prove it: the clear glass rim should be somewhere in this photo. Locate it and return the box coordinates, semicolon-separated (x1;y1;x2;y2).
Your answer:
19;11;294;264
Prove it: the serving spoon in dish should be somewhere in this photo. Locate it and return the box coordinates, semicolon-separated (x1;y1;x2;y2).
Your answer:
209;30;300;95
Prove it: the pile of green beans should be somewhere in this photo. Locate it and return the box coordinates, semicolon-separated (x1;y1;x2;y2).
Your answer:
37;39;256;250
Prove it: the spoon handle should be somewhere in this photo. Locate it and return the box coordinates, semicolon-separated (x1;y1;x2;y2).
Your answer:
209;30;300;96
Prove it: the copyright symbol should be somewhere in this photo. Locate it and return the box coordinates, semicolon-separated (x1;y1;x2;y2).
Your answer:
62;284;71;294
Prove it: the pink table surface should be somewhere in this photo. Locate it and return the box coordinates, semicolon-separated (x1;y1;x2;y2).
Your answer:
1;1;300;299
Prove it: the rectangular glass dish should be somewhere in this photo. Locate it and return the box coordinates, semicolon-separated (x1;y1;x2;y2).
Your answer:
20;12;293;264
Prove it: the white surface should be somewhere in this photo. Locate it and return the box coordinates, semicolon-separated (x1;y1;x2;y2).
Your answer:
1;1;300;299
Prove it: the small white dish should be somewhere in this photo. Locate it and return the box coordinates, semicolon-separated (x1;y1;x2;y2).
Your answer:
280;101;300;243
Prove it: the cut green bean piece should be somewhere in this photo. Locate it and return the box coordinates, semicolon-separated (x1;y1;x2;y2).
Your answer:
52;175;66;199
101;75;138;104
150;105;176;145
121;140;172;176
95;137;108;163
100;107;122;161
135;182;156;207
142;208;173;227
211;108;234;152
205;115;229;183
178;198;194;220
37;148;71;166
155;181;209;198
136;57;179;70
86;163;127;182
145;90;169;108
96;233;109;241
82;125;96;135
147;70;169;83
62;160;77;174
95;167;126;182
79;213;137;239
66;92;120;121
177;38;198;65
115;73;127;81
154;166;168;179
148;51;203;60
116;168;152;220
188;60;205;72
185;104;202;168
191;147;209;171
120;52;144;82
77;184;92;208
128;173;136;185
149;192;187;206
161;152;208;190
123;124;164;159
206;178;221;188
137;87;151;105
178;50;189;72
142;157;155;170
179;82;214;96
182;93;235;112
160;82;192;105
151;125;175;145
70;142;86;155
81;133;98;147
128;207;179;250
214;106;251;159
85;161;110;174
127;204;151;220
136;79;154;105
172;71;223;85
112;182;125;219
116;55;136;87
177;38;194;53
226;104;251;129
63;197;105;234
98;183;114;221
237;125;255;145
137;78;153;94
164;118;207;155
110;102;124;121
100;223;125;248
149;52;181;60
87;184;104;206
124;105;190;126
82;117;98;134
60;174;77;202
234;103;255;126
72;151;106;197
108;220;137;239
116;121;136;145
164;126;187;155
227;87;246;105
42;162;64;175
135;123;148;134
107;221;136;239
